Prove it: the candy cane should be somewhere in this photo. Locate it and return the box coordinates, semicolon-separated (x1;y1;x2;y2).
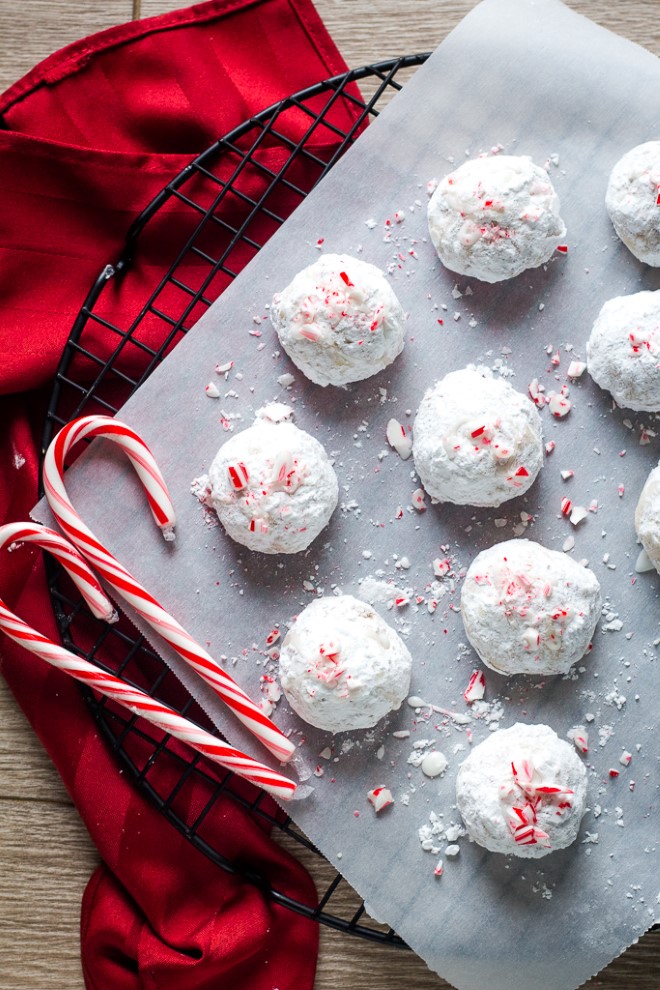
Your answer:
0;522;117;623
43;416;295;764
0;524;296;801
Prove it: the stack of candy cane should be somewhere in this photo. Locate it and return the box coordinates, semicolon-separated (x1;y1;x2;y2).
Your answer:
0;416;299;801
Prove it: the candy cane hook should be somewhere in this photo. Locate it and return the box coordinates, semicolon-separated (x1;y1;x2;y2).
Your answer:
0;524;296;801
43;416;295;764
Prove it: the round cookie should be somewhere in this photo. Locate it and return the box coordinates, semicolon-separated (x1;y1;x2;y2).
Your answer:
412;368;543;507
278;595;412;732
456;723;588;858
427;155;566;283
460;539;601;676
270;253;406;387
635;463;660;573
606;141;660;266
207;404;338;554
586;290;660;412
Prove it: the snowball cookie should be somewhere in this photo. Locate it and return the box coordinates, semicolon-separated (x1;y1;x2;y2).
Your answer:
587;290;660;412
461;539;601;676
427;155;566;282
278;595;412;732
207;404;338;554
270;253;406;387
412;368;543;507
456;723;588;858
635;463;660;573
606;141;660;266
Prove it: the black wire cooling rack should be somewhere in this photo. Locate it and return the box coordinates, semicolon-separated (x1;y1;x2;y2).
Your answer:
41;54;429;944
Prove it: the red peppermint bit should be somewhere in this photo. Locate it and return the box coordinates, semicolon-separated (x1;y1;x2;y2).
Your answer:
433;558;451;578
561;497;572;516
319;641;341;662
265;628;280;646
367;786;394;813
471;425;486;438
463;670;486;704
551;350;561;366
556;244;568;254
618;484;625;497
412;488;426;511
339;271;354;286
228;462;249;491
573;734;588;754
657;192;660;206
545;440;556;455
609;768;620;778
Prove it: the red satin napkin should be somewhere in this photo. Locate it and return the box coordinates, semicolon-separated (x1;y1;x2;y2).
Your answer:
0;2;359;986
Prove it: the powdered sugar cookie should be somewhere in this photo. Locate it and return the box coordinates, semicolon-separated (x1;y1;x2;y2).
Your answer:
270;253;406;386
635;463;660;573
456;723;588;858
279;595;412;732
427;155;566;282
207;404;338;554
587;290;660;412
606;141;660;266
412;369;543;507
460;539;601;676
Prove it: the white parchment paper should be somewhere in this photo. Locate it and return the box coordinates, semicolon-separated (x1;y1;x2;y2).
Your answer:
34;1;659;987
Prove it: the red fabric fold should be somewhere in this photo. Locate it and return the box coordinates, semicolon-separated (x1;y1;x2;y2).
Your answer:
0;1;358;986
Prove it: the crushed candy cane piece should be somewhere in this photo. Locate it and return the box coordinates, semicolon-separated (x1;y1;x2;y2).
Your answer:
528;378;545;406
463;670;485;703
570;728;589;754
434;859;444;877
227;462;249;491
619;751;632;766
265;628;280;646
412;488;426;511
545;440;555;455
433;558;451;578
386;418;412;459
561;498;572;516
617;484;625;497
567;360;586;378
562;535;575;552
570;505;588;526
609;768;620;778
205;382;220;398
560;469;574;481
215;360;234;375
549;392;572;418
367;786;394;813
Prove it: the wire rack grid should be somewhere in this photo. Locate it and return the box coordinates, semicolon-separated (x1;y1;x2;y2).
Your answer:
41;53;429;944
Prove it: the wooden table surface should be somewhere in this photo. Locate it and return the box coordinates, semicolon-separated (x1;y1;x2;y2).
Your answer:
1;2;659;988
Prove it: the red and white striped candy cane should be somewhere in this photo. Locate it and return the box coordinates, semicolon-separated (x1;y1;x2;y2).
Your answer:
43;416;295;764
0;522;117;623
0;524;296;801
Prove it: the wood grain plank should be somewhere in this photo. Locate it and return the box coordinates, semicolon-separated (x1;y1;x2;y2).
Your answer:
0;2;658;989
0;1;133;94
